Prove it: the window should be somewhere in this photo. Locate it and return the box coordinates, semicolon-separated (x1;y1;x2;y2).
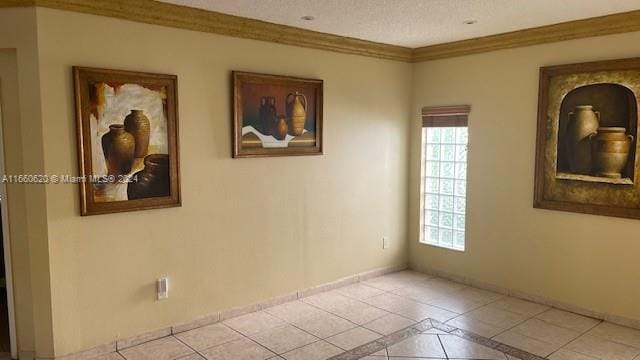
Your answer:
420;105;470;251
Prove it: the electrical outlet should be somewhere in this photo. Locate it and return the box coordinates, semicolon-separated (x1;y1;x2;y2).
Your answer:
382;236;390;249
157;277;169;300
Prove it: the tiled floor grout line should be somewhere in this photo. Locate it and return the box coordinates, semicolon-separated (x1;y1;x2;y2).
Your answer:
171;333;207;359
489;310;543;340
431;320;548;360
494;309;609;360
548;346;601;360
534;309;603;333
196;308;335;357
297;296;386;330
556;320;640;360
278;338;324;357
431;294;507;332
329;315;553;360
222;322;295;358
262;301;378;349
239;321;320;356
244;334;286;358
595;333;640;351
497;331;558;358
574;319;640;350
328;322;431;359
435;334;449;359
505;313;600;360
451;298;587;352
346;281;459;324
294;286;418;341
210;285;398;357
171;321;279;359
249;305;397;356
377;277;522;324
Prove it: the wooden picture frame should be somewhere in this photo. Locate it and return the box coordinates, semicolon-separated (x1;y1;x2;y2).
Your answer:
232;71;323;158
534;57;640;219
73;67;181;215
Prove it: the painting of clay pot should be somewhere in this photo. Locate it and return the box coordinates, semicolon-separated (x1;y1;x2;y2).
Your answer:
274;115;288;140
127;154;171;200
101;124;135;175
591;127;634;178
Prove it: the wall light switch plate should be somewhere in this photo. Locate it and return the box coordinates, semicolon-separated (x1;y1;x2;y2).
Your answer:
157;277;169;300
382;236;390;249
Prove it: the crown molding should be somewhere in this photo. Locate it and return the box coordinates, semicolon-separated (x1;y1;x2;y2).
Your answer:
412;10;640;62
2;1;640;63
1;0;413;62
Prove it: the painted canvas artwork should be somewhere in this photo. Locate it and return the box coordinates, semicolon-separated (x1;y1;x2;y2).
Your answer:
534;57;640;219
232;71;323;157
555;85;637;183
74;67;180;215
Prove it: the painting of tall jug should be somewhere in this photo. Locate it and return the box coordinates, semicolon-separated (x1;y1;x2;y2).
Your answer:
124;109;151;158
565;105;600;174
259;96;277;136
590;127;634;178
287;92;307;136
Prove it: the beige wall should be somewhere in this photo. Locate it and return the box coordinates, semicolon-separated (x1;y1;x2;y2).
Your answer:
409;31;640;325
0;7;55;358
32;7;411;357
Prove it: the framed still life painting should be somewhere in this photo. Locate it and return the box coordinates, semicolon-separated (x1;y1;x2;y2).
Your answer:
232;71;323;157
73;67;181;215
534;57;640;219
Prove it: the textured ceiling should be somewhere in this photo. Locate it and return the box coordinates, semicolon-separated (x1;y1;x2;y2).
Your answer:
158;0;640;48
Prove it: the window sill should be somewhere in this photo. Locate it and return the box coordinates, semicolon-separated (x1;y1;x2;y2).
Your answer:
418;240;465;253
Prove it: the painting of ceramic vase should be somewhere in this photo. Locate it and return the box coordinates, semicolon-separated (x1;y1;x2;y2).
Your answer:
287;92;307;136
124;109;151;158
566;105;600;174
590;127;634;178
101;124;135;175
127;154;171;200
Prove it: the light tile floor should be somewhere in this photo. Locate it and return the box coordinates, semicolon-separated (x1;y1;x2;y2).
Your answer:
94;270;640;360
